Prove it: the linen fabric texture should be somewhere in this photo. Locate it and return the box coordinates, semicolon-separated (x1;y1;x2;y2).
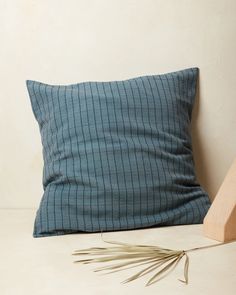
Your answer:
26;67;211;237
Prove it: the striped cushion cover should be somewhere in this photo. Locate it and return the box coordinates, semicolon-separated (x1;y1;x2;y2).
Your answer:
26;67;211;237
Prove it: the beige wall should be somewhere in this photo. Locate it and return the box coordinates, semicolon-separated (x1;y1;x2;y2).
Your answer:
0;0;236;208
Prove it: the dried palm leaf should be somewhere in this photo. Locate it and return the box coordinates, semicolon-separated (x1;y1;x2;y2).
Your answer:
72;233;235;286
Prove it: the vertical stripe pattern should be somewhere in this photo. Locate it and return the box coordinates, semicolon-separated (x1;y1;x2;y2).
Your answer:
26;67;211;238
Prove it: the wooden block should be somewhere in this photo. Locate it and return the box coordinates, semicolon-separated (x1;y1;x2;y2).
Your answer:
203;158;236;242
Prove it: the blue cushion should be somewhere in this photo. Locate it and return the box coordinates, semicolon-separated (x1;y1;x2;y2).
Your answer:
26;67;211;237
